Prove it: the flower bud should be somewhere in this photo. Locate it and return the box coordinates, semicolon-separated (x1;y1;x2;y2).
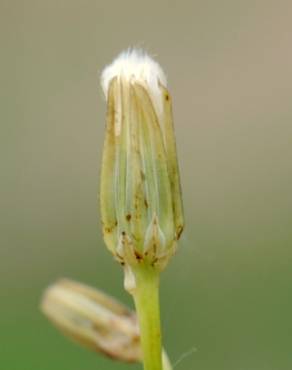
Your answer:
41;279;141;362
100;49;184;270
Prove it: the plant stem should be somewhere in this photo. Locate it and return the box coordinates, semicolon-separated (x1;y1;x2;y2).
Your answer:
132;264;162;370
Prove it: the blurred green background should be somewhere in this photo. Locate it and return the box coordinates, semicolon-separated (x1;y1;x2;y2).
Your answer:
1;1;292;369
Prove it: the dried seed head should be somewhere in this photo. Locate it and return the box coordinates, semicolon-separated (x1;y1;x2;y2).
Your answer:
41;279;141;362
100;49;184;271
101;49;167;119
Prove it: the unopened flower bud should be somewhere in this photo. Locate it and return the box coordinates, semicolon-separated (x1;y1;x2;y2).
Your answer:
41;279;141;362
100;49;184;271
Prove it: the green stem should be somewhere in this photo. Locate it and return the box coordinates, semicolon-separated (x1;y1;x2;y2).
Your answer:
132;264;162;370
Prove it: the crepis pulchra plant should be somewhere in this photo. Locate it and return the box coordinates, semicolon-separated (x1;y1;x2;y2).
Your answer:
41;49;184;370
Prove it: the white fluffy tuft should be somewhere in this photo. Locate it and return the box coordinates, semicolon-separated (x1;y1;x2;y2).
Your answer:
101;49;167;115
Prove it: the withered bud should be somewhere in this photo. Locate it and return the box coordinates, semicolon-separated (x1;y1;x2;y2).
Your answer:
41;279;141;362
100;49;184;271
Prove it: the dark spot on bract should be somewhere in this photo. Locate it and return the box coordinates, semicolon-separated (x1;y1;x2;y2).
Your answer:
134;251;143;261
151;257;159;267
126;214;131;221
176;225;184;239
